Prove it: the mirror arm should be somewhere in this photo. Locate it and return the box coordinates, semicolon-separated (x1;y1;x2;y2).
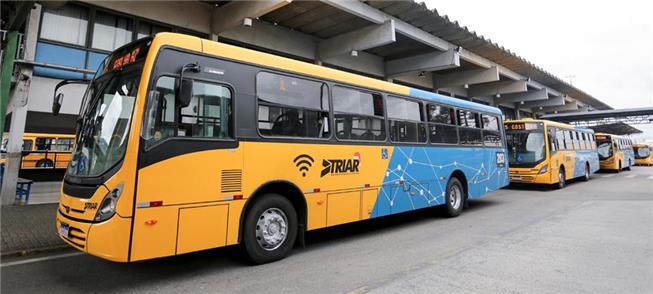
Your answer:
54;78;90;94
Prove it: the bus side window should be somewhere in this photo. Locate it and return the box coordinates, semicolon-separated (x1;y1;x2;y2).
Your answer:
56;138;74;151
35;137;55;150
427;104;458;144
333;86;385;141
556;129;565;150
458;110;482;146
257;72;330;138
387;96;426;143
22;139;33;151
181;81;233;139
481;114;502;147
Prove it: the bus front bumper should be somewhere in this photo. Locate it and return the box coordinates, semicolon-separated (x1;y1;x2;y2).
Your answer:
56;210;132;262
509;169;551;184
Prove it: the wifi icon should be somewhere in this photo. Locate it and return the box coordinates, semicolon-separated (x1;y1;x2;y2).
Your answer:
294;154;314;177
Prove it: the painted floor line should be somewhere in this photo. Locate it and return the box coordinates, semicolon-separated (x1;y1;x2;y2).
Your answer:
0;252;83;268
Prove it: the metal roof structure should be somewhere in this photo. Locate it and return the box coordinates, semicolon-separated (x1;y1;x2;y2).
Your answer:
587;122;642;135
206;0;612;116
540;107;653;134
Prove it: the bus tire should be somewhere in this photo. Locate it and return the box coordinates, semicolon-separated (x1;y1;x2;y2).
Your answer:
556;167;566;189
242;193;297;265
617;161;622;173
36;159;54;168
582;163;591;181
444;177;464;217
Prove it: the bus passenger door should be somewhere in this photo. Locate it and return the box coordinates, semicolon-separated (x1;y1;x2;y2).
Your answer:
132;77;240;261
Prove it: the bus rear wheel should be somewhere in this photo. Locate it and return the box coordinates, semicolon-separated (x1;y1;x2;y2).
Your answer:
443;177;465;217
242;194;297;264
582;163;591;181
556;167;566;189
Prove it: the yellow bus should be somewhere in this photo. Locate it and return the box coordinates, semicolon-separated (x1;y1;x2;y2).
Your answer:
54;33;509;264
595;133;634;172
633;143;652;166
505;119;599;189
1;133;75;169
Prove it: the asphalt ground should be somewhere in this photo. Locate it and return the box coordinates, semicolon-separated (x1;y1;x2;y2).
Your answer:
2;166;652;293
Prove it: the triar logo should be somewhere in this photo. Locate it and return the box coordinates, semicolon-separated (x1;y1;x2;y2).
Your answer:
321;152;361;177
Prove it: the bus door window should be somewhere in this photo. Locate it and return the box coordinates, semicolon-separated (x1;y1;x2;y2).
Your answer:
427;104;458;144
257;72;330;138
180;81;232;139
333;86;385;141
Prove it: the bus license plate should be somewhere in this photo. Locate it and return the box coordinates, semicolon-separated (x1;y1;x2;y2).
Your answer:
59;223;70;238
510;176;522;181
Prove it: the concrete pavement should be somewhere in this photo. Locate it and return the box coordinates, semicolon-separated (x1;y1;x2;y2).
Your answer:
1;167;652;293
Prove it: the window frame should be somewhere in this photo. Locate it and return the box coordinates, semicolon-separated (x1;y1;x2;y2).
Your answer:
386;95;427;144
143;74;237;151
331;84;387;143
425;102;460;146
255;70;332;141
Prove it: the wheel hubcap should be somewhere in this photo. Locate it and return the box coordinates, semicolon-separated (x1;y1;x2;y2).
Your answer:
449;185;462;210
255;208;288;251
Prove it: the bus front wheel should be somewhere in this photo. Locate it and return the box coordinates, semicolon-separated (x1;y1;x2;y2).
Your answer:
443;177;465;217
242;194;298;264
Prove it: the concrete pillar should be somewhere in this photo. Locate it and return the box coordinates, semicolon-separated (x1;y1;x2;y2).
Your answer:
1;4;41;205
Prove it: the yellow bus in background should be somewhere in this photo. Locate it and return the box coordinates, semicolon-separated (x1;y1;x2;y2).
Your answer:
54;33;509;264
633;144;652;166
505;119;599;189
1;133;75;169
595;133;634;172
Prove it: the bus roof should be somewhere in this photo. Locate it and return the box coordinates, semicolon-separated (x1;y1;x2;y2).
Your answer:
409;88;502;115
151;33;502;116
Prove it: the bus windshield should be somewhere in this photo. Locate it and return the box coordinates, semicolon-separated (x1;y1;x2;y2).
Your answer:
596;137;613;160
67;66;141;177
506;129;546;167
635;146;650;159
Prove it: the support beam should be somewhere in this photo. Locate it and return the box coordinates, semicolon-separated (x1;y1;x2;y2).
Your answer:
219;19;317;60
468;80;527;97
497;88;548;105
320;0;450;51
318;20;395;60
219;19;385;77
520;95;566;109
541;101;579;113
211;0;291;33
433;66;499;89
385;49;459;78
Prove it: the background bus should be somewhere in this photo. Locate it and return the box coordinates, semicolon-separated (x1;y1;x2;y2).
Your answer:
633;143;652;166
1;133;75;169
505;119;599;189
595;133;634;171
55;33;509;264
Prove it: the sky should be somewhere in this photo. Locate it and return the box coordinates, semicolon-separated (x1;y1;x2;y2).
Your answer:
423;0;653;142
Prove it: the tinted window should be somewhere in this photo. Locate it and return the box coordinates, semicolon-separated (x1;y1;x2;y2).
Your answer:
564;131;573;150
427;104;457;144
387;97;426;143
22;140;33;151
556;129;566;150
333;87;385;141
35;138;56;150
482;115;502;147
257;72;330;138
56;138;74;151
457;110;482;145
457;110;480;128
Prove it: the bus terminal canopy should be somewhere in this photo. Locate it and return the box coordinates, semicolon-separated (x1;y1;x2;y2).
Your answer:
540;107;653;135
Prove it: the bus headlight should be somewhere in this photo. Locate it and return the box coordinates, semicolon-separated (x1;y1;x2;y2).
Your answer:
95;183;124;222
538;164;548;174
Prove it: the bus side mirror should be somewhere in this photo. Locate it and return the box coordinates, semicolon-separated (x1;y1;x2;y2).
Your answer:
177;78;193;108
53;93;64;116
